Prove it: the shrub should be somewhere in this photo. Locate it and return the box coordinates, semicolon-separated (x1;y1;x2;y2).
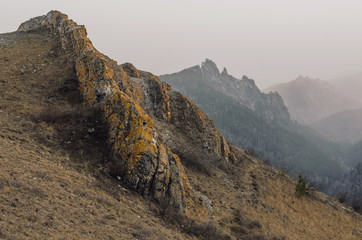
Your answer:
262;158;271;166
295;173;307;198
279;167;288;175
351;198;362;213
336;191;348;204
245;148;256;156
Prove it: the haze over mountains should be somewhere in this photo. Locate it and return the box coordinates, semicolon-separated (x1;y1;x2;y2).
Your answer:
330;72;362;105
310;108;362;145
162;59;290;122
1;10;361;239
264;75;362;125
161;59;362;210
160;60;345;181
264;74;362;147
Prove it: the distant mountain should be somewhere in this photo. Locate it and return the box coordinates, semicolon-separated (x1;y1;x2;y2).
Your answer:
162;59;290;122
329;72;362;105
264;76;360;124
2;11;361;239
160;61;343;180
310;108;362;145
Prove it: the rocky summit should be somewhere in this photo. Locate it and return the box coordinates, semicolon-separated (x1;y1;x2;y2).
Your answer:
0;10;361;240
16;11;235;214
162;59;290;123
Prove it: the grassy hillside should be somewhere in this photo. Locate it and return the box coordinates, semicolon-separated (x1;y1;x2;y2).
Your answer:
0;30;193;240
1;15;361;239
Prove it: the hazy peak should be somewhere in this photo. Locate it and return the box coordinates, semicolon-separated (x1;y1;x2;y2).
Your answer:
241;75;256;86
201;58;220;75
265;75;360;124
221;67;228;75
294;75;321;82
161;60;290;122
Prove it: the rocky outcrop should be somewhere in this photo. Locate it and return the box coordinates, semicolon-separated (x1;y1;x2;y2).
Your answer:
201;59;290;122
161;59;290;123
17;11;234;213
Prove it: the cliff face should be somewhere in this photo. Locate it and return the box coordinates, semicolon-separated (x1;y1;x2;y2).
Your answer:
2;11;362;240
17;11;233;213
202;59;290;122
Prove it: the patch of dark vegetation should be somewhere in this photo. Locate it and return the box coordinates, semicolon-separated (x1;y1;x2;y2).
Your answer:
172;141;221;176
351;198;362;214
34;104;107;146
172;140;240;177
56;76;83;105
245;148;256;156
230;210;285;240
104;159;125;179
262;158;271;166
32;103;111;169
295;173;308;198
336;191;348;204
160;206;231;240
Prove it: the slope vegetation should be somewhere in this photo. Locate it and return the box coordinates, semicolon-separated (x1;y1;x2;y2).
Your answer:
349;140;362;167
160;64;343;181
0;30;192;240
0;11;361;240
310;108;362;145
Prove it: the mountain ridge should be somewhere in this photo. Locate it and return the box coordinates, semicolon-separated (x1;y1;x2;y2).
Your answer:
0;10;361;239
264;75;361;124
16;10;237;215
162;59;291;123
160;61;345;182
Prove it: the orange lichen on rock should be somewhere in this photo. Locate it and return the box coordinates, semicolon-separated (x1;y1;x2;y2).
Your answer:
102;90;157;174
159;82;172;121
16;10;235;214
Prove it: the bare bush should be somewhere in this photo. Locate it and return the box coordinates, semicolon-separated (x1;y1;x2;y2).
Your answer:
336;191;348;204
351;198;362;214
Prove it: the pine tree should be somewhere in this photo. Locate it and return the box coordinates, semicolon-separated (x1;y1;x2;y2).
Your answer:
295;173;307;198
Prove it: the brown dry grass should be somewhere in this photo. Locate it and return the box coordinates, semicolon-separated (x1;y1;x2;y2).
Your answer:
185;152;362;240
0;30;193;240
0;29;361;240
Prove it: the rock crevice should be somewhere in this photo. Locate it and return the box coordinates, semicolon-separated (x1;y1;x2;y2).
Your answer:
18;10;234;213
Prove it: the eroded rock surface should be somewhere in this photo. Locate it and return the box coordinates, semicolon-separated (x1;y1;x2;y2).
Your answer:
17;11;234;213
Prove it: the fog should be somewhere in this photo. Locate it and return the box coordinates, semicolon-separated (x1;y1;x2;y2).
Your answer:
1;0;362;88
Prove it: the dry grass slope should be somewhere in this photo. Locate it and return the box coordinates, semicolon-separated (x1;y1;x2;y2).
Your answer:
0;30;192;240
0;20;361;240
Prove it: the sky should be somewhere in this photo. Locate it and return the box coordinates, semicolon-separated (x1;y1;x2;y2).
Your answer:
1;0;362;89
